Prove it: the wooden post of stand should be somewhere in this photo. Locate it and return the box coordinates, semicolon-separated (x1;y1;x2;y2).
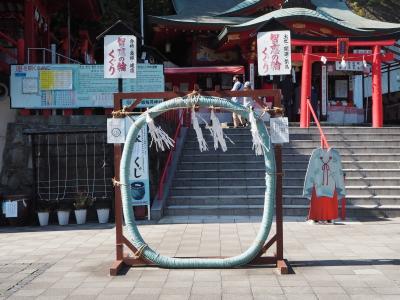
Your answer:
274;144;288;274
110;78;125;276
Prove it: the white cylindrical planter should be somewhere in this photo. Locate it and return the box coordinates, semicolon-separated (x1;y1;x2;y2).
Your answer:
57;211;70;226
37;212;49;226
97;208;109;224
74;209;87;225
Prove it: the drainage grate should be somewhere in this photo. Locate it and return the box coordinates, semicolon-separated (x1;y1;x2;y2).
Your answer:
0;263;51;298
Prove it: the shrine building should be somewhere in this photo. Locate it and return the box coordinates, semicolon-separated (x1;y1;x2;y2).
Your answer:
149;0;400;127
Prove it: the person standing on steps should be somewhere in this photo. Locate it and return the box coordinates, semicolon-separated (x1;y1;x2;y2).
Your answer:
243;81;254;109
242;81;254;127
231;75;245;128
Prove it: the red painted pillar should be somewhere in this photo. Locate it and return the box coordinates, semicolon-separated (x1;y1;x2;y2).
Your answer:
300;45;312;128
17;39;25;64
83;108;93;116
372;45;383;128
24;0;35;63
63;109;73;116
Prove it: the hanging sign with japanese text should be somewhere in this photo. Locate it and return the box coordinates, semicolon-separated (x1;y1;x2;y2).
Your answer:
257;31;291;76
125;116;150;207
104;35;137;79
270;117;289;144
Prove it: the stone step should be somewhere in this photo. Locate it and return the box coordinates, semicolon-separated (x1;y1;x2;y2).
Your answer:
175;169;268;178
177;161;400;170
286;127;400;134
282;147;400;155
173;177;267;187
283;186;400;196
182;146;400;155
175;168;400;179
181;153;400;163
215;127;400;136
185;139;400;147
284;169;400;178
285;195;400;207
281;153;400;162
170;186;264;197
165;203;400;217
187;131;400;139
170;185;400;197
290;133;400;141
169;195;269;206
172;177;400;187
168;194;400;206
288;141;400;147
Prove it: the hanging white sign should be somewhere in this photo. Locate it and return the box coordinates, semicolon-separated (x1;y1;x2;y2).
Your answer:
335;61;364;71
257;31;291;76
250;63;255;89
270;117;289;144
107;118;126;144
321;65;327;116
3;201;18;218
104;35;137;79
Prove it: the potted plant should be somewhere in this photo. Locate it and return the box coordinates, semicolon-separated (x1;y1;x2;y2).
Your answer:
37;200;52;226
57;201;71;226
95;196;110;224
73;191;94;225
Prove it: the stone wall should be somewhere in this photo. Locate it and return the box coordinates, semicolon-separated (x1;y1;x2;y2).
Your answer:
0;115;110;197
0;97;17;172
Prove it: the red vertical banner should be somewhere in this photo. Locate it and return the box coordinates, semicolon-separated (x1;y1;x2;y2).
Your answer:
337;38;349;58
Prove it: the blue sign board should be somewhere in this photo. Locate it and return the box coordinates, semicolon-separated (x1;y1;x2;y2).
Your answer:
10;64;164;108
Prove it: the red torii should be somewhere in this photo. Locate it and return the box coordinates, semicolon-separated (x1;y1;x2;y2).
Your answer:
291;39;396;128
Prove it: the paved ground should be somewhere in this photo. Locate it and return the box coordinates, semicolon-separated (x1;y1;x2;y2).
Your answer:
0;216;400;300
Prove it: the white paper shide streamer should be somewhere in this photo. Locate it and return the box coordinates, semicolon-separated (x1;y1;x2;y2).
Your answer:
249;110;265;155
191;107;208;152
209;109;228;152
146;113;174;151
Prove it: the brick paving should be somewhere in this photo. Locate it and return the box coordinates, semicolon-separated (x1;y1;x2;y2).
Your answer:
0;217;399;299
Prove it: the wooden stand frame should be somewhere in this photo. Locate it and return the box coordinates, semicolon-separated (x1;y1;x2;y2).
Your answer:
110;87;290;275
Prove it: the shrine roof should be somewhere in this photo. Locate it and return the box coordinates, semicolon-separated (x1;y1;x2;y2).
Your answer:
218;7;369;41
152;1;400;38
218;0;263;16
312;0;400;30
171;0;243;16
148;15;250;27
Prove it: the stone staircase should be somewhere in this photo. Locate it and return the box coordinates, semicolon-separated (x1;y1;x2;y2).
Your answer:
165;126;400;218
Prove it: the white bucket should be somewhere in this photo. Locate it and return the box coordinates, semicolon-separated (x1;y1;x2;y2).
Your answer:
97;208;110;224
57;210;70;226
37;212;49;226
74;209;87;225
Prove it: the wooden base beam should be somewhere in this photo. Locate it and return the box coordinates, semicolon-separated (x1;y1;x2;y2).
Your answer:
276;260;289;275
110;260;125;276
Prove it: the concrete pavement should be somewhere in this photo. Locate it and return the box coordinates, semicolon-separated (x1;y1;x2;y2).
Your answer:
0;216;399;299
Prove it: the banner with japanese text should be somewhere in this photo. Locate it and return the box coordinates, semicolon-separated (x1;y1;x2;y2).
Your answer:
257;31;291;76
104;35;137;79
125;116;150;207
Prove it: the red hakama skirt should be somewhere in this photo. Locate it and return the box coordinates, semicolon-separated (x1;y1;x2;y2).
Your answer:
308;187;338;221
